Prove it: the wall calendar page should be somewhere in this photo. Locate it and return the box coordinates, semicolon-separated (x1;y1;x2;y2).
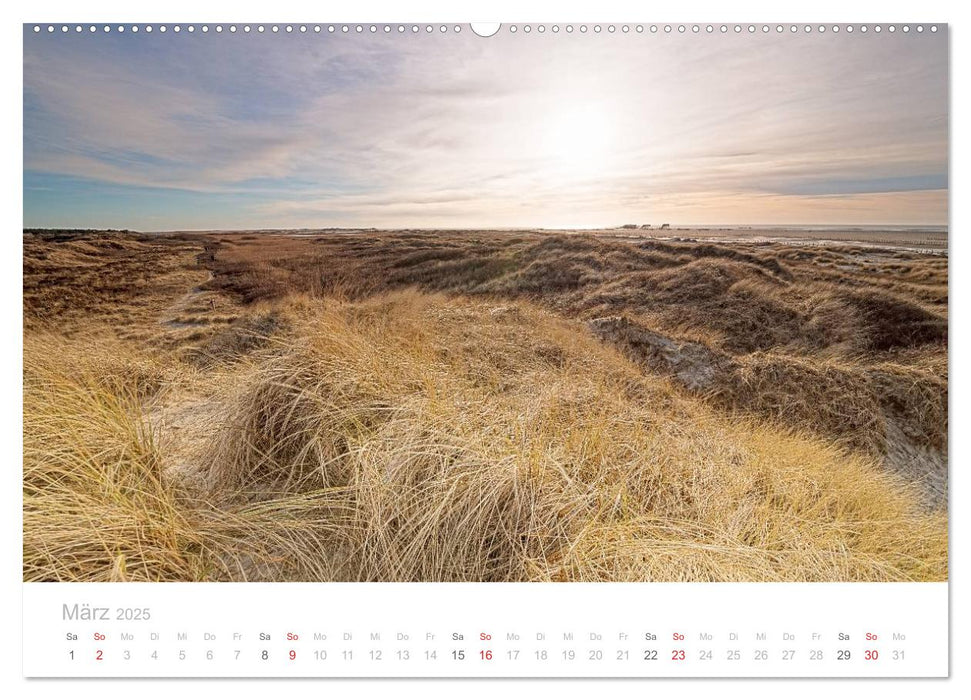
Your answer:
13;0;958;692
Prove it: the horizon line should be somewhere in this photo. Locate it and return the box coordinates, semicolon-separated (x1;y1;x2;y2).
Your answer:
23;223;951;234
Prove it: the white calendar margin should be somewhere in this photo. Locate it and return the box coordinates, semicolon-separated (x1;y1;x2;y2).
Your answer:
23;582;949;678
5;0;963;697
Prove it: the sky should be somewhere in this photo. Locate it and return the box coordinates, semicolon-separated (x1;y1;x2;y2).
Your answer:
23;25;948;230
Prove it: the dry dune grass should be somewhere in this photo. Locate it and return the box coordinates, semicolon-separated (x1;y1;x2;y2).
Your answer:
198;292;946;581
22;332;200;581
206;231;948;355
23;231;206;337
22;230;948;582
208;231;947;461
23;330;358;582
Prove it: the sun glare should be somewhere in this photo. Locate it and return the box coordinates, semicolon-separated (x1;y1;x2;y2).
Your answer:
544;105;616;179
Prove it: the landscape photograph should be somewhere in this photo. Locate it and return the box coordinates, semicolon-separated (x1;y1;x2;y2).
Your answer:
23;25;948;582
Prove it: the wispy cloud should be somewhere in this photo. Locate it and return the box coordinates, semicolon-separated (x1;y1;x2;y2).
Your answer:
23;28;948;228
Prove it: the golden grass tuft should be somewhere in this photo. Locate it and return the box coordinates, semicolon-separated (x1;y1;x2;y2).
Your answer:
23;333;204;581
23;332;338;581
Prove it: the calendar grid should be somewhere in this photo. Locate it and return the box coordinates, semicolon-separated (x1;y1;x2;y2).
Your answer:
23;583;948;678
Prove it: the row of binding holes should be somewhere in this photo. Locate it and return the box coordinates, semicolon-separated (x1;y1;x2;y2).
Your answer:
507;24;938;34
32;24;940;34
31;24;464;34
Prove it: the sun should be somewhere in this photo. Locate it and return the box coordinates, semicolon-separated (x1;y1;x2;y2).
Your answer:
543;105;616;179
